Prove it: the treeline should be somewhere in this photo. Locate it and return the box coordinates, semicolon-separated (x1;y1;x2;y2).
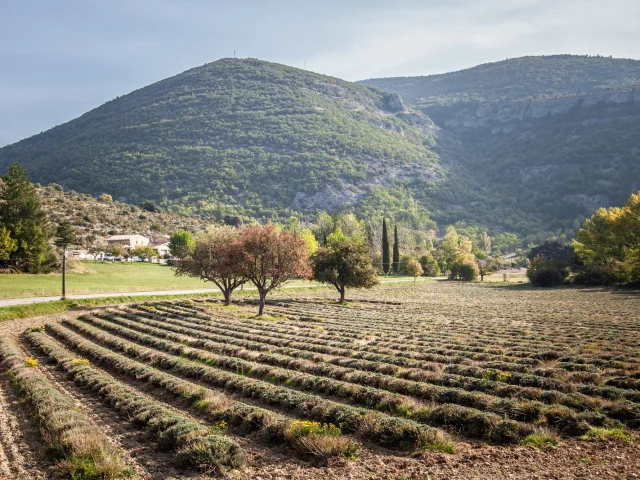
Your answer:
526;190;640;287
172;212;511;315
173;223;377;314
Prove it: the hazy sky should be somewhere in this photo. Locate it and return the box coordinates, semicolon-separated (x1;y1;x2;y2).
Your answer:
2;0;639;147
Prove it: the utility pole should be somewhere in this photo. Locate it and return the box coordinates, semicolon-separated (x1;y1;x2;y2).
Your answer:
61;249;66;299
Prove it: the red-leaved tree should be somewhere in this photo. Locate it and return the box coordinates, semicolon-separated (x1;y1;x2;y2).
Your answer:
174;226;246;305
240;224;311;315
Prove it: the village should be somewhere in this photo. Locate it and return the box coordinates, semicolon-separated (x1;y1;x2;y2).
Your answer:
65;233;172;263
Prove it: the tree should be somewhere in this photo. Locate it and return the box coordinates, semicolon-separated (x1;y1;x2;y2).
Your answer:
438;226;460;274
0;163;52;272
476;258;488;281
315;211;334;245
312;229;379;302
54;220;77;299
437;226;477;280
406;259;423;282
572;191;640;284
527;256;569;287
175;226;247;305
419;254;440;277
479;232;492;255
169;229;195;259
240;224;311;315
140;200;160;212
527;240;580;268
108;244;125;257
130;245;157;259
382;218;390;275
334;213;366;241
0;225;17;260
300;228;319;256
392;225;400;275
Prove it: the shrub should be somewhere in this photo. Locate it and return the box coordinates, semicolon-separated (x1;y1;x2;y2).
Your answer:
543;405;590;435
450;261;479;281
490;420;523;444
0;338;131;479
572;267;614;286
527;257;569;287
419;254;440;277
282;420;359;458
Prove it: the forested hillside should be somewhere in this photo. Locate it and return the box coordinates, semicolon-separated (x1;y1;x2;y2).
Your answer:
360;55;640;104
0;58;440;227
361;55;640;244
1;55;639;245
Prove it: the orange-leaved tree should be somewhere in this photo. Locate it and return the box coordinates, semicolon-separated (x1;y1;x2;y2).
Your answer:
174;226;247;305
240;224;311;315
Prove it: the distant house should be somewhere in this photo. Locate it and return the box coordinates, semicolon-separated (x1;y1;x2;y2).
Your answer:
65;249;89;259
154;242;170;257
105;234;149;250
151;235;170;246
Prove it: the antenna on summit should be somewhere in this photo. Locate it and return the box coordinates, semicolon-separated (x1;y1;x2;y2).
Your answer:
234;49;236;59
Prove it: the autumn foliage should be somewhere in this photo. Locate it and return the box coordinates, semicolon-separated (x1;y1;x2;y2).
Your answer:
176;224;311;314
240;224;311;315
175;226;247;306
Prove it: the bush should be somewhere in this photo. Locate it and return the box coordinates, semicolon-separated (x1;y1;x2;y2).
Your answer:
451;261;479;281
526;257;569;287
572;267;613;286
419;255;440;277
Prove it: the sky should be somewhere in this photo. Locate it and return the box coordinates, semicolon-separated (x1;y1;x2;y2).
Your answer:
1;0;639;147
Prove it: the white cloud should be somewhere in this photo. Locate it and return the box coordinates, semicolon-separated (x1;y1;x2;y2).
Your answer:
306;0;640;80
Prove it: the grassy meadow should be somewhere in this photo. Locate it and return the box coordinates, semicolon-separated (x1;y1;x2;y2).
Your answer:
0;260;434;300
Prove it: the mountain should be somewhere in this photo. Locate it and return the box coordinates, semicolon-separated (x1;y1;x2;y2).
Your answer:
2;55;639;245
360;55;640;104
361;55;640;243
0;58;440;227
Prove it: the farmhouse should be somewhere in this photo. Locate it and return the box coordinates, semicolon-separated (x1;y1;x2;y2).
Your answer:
105;234;149;250
153;242;170;257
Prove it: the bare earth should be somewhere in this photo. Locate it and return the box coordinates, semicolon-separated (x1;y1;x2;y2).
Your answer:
0;283;638;479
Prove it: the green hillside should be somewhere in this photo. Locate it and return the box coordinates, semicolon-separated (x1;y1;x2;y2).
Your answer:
360;54;640;104
2;55;639;245
360;55;640;243
0;58;439;225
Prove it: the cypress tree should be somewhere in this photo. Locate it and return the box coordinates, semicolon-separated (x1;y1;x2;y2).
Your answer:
382;218;390;275
392;225;400;275
0;163;52;272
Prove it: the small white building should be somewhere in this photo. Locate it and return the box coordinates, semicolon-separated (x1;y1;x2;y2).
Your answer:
154;242;170;257
105;234;149;250
65;249;89;259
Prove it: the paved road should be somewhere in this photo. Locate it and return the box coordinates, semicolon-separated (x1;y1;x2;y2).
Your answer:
0;278;431;308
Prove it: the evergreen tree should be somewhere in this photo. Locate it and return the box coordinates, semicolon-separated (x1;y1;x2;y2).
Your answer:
0;163;52;272
392;225;400;275
382;218;390;275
